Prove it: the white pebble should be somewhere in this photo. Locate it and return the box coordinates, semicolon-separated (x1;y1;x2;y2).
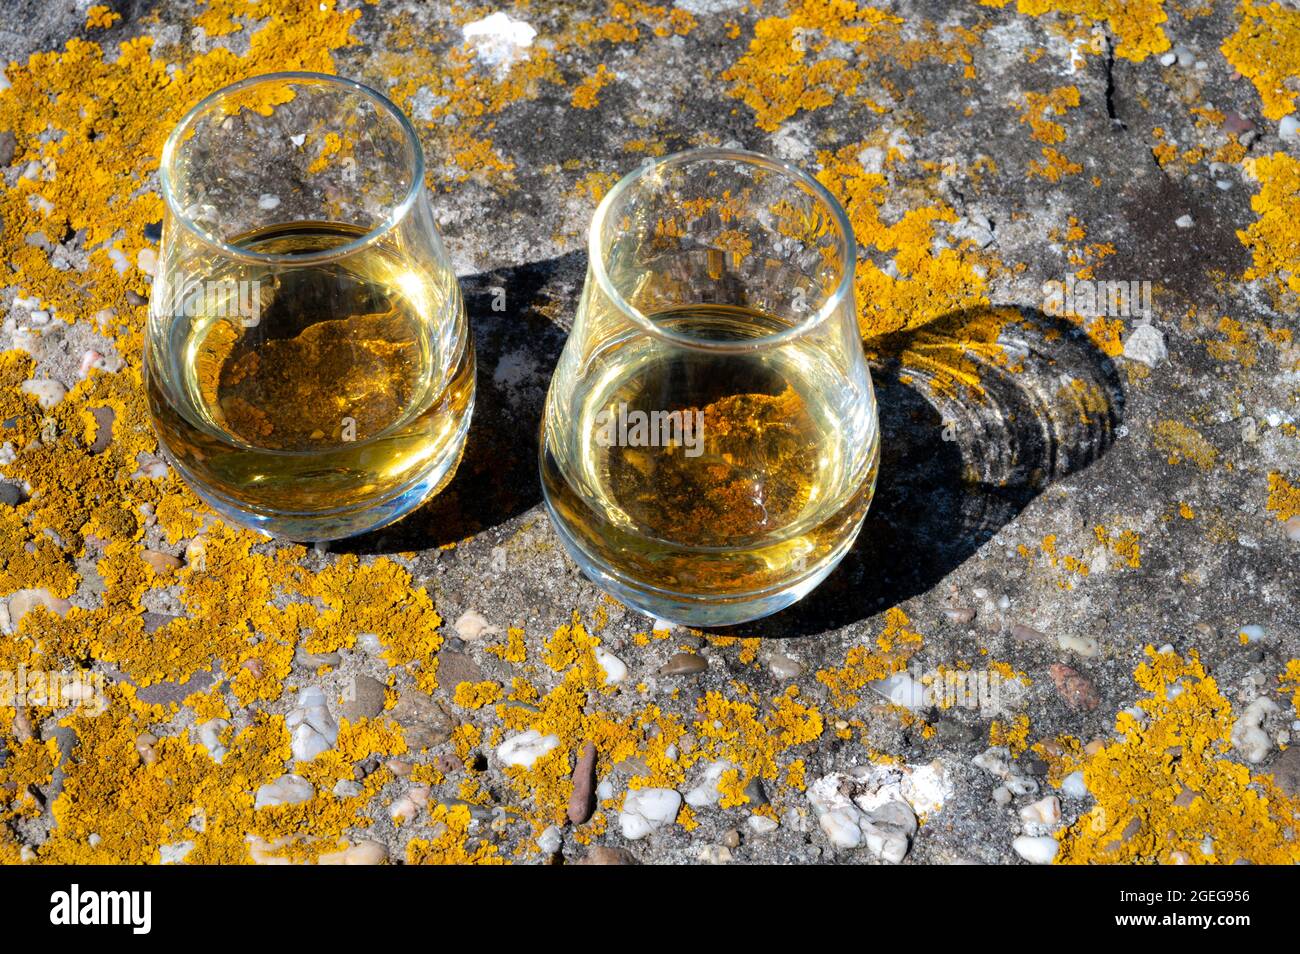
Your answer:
1280;115;1299;141
5;588;71;630
20;378;65;410
1175;214;1194;229
136;248;157;276
1231;697;1279;763
1019;795;1061;827
1012;835;1059;864
453;609;498;641
1060;771;1089;799
196;718;229;763
619;787;681;840
1238;624;1266;643
818;807;862;849
748;814;779;834
536;825;562;854
1123;323;1167;368
595;647;628;684
496;729;559;768
1057;633;1099;657
257;193;282;210
254;774;314;808
684;759;733;808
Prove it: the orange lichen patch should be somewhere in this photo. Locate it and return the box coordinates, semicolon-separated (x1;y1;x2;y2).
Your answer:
694;687;823;804
990;713;1031;756
571;64;615;109
1279;660;1300;715
85;5;121;29
1056;648;1300;864
1221;0;1300;121
1153;420;1218;470
486;626;527;664
1094;524;1142;568
1017;86;1081;143
1266;472;1300;521
815;607;923;708
406;804;504;865
722;0;982;131
1238;152;1300;301
1028;146;1083;181
572;170;620;204
453;681;503;709
814;144;997;341
979;0;1171;61
572;1;697;45
1204;316;1259;366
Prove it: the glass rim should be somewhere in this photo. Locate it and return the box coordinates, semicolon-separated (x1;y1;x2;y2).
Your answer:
158;71;426;266
588;147;858;352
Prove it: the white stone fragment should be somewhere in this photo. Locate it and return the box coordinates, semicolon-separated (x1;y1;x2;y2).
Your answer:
496;729;559;768
1231;697;1279;763
619;787;681;840
20;378;65;410
536;825;562;854
684;759;733;808
1123;323;1167;367
1012;835;1059;864
595;647;628;684
254;774;314;808
1060;771;1089;799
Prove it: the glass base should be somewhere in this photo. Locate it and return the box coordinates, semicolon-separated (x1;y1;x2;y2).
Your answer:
163;414;471;543
541;494;864;628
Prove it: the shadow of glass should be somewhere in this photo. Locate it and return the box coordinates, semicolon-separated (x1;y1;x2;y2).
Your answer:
332;251;582;555
719;305;1126;639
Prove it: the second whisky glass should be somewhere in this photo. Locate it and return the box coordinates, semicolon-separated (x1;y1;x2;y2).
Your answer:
145;73;474;541
540;149;879;626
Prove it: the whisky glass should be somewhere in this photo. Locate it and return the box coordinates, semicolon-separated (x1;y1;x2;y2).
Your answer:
145;73;474;541
540;149;879;626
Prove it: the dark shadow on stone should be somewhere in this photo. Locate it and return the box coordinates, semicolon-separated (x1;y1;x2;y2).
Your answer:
714;306;1126;640
332;251;583;555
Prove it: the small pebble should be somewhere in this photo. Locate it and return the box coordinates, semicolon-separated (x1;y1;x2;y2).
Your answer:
1284;516;1300;542
254;774;313;808
497;729;559;768
340;674;386;722
619;788;682;840
1010;623;1048;644
453;609;498;641
943;606;976;625
257;193;282;210
140;549;182;575
1018;795;1061;827
721;828;741;849
6;588;71;628
536;825;562;855
20;378;65;410
1175;214;1194;229
0;483;23;507
1012;835;1058;864
658;652;707;676
1231;697;1279;763
318;840;387;865
1060;771;1089;799
1280;115;1299;141
575;846;638;865
747;814;779;834
568;741;597;824
768;652;802;679
595;647;627;684
1049;663;1099;710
